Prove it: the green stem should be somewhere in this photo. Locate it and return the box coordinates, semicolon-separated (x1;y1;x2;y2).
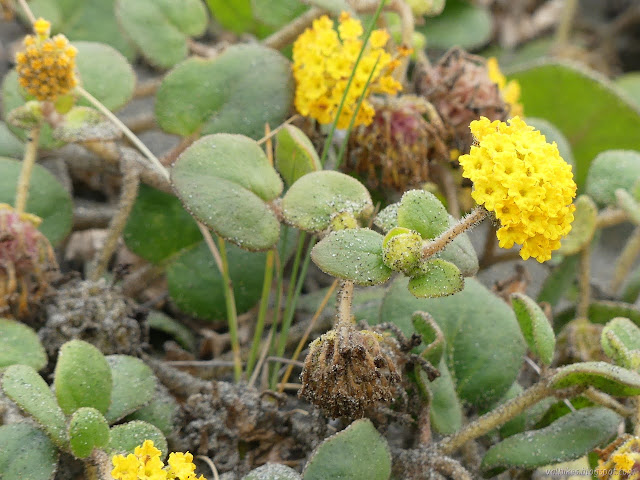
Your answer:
246;249;275;379
14;125;41;214
422;207;488;259
217;237;242;381
319;0;387;165
577;241;592;319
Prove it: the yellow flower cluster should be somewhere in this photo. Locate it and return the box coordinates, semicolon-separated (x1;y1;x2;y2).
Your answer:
596;436;640;479
111;440;207;480
487;57;523;117
459;117;576;262
15;18;78;102
293;13;407;129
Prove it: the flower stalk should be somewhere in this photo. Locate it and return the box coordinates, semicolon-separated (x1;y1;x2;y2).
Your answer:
422;207;488;259
14;125;41;214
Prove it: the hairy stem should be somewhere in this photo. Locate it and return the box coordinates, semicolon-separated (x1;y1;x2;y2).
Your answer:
422;207;488;259
336;280;354;325
262;7;324;50
611;226;640;295
89;159;140;281
431;456;473;480
596;208;628;228
577;241;592;319
14;125;41;214
439;381;554;454
85;450;114;480
584;388;633;417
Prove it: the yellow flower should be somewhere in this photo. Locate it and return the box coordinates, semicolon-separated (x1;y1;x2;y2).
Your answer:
167;452;196;480
486;57;523;116
292;12;408;129
597;436;640;479
459;117;576;262
15;19;77;101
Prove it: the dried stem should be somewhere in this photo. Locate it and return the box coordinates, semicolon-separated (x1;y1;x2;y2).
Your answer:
431;456;474;480
14;125;41;214
577;241;592;319
554;0;578;47
611;226;640;295
17;0;36;24
422;207;488;259
439;380;554;454
196;456;220;480
262;7;324;50
89;159;140;281
584;388;633;417
596;208;628;228
635;397;640;437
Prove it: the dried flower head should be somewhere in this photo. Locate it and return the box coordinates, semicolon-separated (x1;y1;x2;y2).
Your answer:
15;18;78;101
292;13;408;129
459;117;576;262
596;435;640;479
345;95;437;191
486;57;523;117
0;203;57;317
111;440;207;480
299;322;400;418
418;48;508;151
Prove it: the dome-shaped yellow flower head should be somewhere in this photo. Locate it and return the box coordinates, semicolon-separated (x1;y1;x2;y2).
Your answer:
14;18;78;102
459;116;576;262
292;12;409;129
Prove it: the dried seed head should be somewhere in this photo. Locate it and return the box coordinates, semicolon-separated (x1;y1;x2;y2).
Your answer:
299;323;401;418
0;204;57;318
417;48;508;152
344;95;436;192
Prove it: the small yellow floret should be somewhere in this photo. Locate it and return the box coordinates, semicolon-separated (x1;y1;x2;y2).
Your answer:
292;12;408;129
487;57;523;116
14;23;77;102
459;117;576;262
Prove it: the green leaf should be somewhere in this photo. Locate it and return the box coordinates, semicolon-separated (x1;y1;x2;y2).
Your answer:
0;424;58;480
1;365;67;449
282;171;373;232
171;134;282;250
105;355;156;424
537;254;579;307
243;463;303;480
429;359;463;435
252;0;308;28
311;228;392;286
303;419;391;480
437;222;479;277
68;407;110;458
124;184;202;264
54;340;112;415
0;157;73;245
601;317;640;370
124;387;179;437
616;72;640;107
525;117;575;168
167;241;266;321
511;293;556;365
0;318;47;370
509;62;640;188
206;0;255;33
616;188;640;225
412;312;445;365
397;189;449;239
418;0;492;50
107;421;167;458
275;124;321;187
146;311;197;351
585;150;640;206
156;45;294;139
116;0;208;68
0;121;24;158
480;407;620;477
551;361;640;396
556;195;597;256
408;259;464;298
379;277;525;407
373;203;399;233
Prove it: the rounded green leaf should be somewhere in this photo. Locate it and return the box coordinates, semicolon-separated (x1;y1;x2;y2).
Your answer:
0;318;47;370
68;407;110;458
116;0;208;68
480;407;620;477
107;421;167;458
54;340;112;415
510;62;640;188
311;228;393;286
275;125;321;187
123;184;202;264
557;194;597;255
511;293;556;365
379;277;525;407
418;0;492;50
74;42;136;111
585;150;640;206
105;355;156;424
397;189;449;240
252;0;307;28
1;365;67;449
303;419;391;480
243;463;302;480
171;134;282;250
408;259;464;298
429;359;463;435
0;157;73;245
601;317;640;369
156;45;294;139
0;121;24;158
124;387;179;437
282;171;373;232
0;424;58;480
167;241;266;321
206;0;256;34
551;361;640;396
